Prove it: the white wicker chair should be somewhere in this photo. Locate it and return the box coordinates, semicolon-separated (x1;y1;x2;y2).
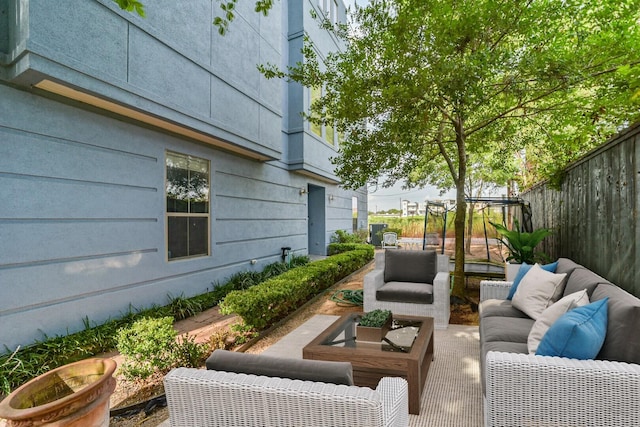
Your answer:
364;250;450;329
480;279;640;427
164;367;409;427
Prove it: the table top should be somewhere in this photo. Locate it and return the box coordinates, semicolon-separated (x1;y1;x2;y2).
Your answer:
304;312;434;358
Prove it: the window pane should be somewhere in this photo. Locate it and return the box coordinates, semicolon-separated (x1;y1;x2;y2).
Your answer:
188;217;209;257
166;161;189;213
189;170;209;213
168;216;188;259
310;86;322;137
326;122;335;145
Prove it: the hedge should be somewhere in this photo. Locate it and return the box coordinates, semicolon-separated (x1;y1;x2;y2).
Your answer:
220;246;373;330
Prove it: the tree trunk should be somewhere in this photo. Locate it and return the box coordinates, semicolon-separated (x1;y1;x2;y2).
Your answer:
451;121;467;300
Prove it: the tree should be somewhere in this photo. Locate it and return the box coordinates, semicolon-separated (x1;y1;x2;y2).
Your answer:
262;0;640;299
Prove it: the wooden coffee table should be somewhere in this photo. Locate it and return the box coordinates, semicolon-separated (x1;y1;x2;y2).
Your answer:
302;313;434;415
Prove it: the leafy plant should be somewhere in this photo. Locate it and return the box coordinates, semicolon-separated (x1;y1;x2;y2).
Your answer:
331;230;367;244
116;317;179;381
491;220;553;264
221;246;373;330
358;309;392;328
172;334;209;369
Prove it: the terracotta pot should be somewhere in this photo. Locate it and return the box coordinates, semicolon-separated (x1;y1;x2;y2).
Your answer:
0;358;116;427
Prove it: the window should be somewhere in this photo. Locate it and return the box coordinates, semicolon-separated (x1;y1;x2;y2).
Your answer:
310;86;323;137
331;0;338;24
166;151;210;260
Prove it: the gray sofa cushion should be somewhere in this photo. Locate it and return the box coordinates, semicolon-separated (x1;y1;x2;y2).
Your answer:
384;250;437;284
480;316;534;344
592;283;640;365
205;349;355;386
479;299;529;319
377;281;434;304
562;267;611;297
555;258;583;276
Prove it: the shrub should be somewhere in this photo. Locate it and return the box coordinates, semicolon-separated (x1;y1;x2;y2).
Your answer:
221;248;373;330
328;243;374;256
116;317;178;381
331;230;367;244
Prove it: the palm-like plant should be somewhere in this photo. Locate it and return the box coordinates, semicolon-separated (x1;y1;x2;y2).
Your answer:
491;220;552;264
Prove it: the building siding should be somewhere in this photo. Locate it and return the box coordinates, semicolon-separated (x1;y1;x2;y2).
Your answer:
0;0;365;351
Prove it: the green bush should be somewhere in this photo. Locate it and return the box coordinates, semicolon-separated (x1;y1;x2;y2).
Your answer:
116;317;178;381
331;229;367;244
221;248;373;330
116;316;209;382
328;243;374;256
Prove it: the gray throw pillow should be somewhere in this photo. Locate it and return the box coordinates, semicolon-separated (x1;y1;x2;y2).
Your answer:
384;250;437;284
205;349;355;385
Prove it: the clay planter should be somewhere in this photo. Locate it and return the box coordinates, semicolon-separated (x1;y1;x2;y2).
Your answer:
356;314;393;343
0;358;116;427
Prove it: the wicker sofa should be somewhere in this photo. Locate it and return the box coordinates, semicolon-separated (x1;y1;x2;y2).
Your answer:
480;258;640;427
364;250;450;329
163;350;409;427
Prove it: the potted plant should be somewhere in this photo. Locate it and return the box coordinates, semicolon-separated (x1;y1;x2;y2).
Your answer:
491;220;553;280
357;309;393;342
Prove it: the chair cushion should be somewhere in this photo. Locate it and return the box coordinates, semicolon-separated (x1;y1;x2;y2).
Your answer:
536;298;608;360
527;290;590;354
507;261;559;300
479;299;529;319
384;250;437;284
592;283;640;364
376;281;434;304
554;258;583;276
480;316;534;344
205;349;354;385
512;264;567;320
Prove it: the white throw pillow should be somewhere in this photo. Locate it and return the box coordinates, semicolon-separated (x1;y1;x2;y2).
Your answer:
527;289;589;354
512;263;567;320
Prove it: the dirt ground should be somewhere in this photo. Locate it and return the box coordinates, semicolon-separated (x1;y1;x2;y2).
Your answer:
108;250;487;426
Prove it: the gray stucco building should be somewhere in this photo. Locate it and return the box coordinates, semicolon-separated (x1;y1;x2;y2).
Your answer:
0;0;367;351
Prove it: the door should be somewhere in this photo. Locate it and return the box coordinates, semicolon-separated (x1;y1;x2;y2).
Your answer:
307;184;326;255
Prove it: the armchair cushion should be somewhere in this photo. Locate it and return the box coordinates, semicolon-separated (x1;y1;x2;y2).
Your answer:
384;250;436;284
205;349;354;386
377;281;434;304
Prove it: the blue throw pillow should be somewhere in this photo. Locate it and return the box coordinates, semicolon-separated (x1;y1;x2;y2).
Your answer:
507;261;559;300
536;298;609;360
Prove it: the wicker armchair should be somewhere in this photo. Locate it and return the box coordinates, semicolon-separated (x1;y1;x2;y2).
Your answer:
164;367;409;427
364;250;450;329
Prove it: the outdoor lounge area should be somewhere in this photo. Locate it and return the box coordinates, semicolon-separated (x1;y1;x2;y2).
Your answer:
153;251;640;427
2;1;640;427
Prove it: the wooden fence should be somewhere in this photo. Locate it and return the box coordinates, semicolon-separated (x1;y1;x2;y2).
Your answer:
523;122;640;297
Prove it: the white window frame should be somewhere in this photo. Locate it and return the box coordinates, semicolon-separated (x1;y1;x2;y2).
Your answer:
165;151;211;261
